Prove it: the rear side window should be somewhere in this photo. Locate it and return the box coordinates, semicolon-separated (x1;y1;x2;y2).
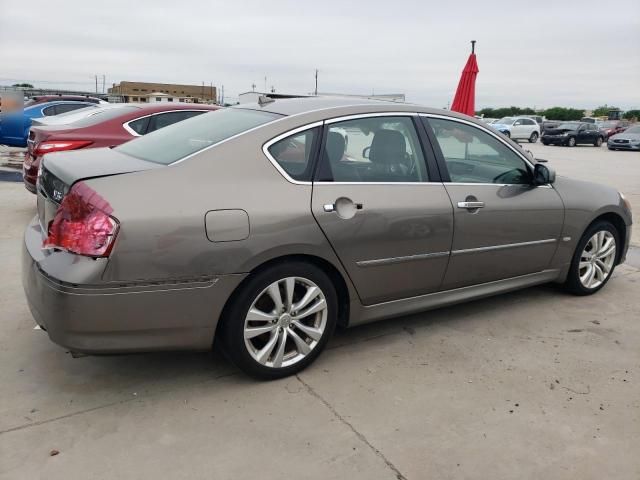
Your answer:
54;103;89;115
148;110;206;132
127;116;150;135
117;108;282;165
42;106;57;116
267;127;320;181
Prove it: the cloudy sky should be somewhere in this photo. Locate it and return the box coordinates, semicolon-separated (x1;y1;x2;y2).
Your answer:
1;0;639;109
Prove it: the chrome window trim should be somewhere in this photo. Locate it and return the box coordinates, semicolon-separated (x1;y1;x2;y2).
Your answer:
314;182;443;186
261;121;323;186
445;182;552;189
324;111;418;124
451;238;557;256
122;109;211;137
169;105;419;167
356;251;450;268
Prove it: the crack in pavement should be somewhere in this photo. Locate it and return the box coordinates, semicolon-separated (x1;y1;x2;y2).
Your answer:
296;374;408;480
0;372;238;436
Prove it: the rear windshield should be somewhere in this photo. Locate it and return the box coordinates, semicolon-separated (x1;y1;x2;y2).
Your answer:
68;106;139;127
117;108;282;165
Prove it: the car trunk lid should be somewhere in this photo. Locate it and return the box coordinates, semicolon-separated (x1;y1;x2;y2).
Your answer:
37;147;162;239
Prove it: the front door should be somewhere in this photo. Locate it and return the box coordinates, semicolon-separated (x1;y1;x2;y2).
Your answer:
423;116;564;290
311;114;453;305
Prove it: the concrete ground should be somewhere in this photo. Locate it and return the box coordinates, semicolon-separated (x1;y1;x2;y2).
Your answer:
0;144;639;479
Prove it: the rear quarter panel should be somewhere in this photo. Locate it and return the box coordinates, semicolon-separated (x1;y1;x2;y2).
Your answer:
83;116;353;290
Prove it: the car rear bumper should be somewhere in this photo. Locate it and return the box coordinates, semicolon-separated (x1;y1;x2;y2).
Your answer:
22;216;246;354
22;152;38;193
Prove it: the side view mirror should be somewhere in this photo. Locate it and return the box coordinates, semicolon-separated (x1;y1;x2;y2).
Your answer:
362;146;371;159
533;163;555;185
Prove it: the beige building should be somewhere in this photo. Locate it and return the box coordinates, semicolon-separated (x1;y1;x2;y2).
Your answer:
108;81;216;104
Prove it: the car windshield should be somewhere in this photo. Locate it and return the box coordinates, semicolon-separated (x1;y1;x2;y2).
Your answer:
623;126;640;134
117;108;283;165
558;123;579;130
496;117;514;124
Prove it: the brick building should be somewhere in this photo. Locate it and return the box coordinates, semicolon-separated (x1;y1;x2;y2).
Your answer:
108;81;216;103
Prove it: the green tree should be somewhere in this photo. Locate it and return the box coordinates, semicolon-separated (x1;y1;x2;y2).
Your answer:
12;83;33;88
476;106;537;118
592;104;619;117
623;110;640;121
542;107;584;121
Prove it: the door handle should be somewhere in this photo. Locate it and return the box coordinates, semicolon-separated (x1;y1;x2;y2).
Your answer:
457;201;485;209
324;202;363;213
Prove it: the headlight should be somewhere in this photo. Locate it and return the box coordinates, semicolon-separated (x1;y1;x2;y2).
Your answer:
562;132;569;136
620;192;632;213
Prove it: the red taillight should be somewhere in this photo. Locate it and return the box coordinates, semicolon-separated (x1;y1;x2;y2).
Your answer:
43;182;119;257
34;140;93;156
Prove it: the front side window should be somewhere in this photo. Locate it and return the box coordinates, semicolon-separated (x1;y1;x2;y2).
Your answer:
117;108;282;165
267;127;320;181
316;116;428;182
425;117;531;185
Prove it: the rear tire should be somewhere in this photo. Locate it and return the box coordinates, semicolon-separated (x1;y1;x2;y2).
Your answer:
218;261;337;379
528;132;539;143
567;136;576;147
564;220;619;296
595;136;603;147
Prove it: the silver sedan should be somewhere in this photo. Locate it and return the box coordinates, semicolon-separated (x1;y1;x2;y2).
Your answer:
23;97;632;378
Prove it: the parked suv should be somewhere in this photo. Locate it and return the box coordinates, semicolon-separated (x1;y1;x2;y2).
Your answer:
542;122;604;147
491;116;540;142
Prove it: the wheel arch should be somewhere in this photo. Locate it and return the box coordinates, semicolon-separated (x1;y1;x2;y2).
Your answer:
587;212;628;264
214;253;352;345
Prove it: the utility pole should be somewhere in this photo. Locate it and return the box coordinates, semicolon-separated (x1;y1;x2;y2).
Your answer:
95;75;98;93
314;69;318;96
102;75;105;94
251;83;256;92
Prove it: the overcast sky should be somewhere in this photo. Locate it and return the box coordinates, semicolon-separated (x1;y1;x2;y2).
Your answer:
1;0;639;109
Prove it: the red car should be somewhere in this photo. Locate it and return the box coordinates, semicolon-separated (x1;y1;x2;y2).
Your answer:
23;103;220;193
599;120;630;139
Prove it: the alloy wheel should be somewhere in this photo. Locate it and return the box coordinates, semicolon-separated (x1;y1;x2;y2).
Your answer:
568;137;576;147
579;231;616;289
243;276;328;369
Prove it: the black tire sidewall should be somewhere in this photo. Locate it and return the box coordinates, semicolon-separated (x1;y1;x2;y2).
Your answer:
565;221;620;295
568;137;576;147
219;261;338;379
529;132;538;143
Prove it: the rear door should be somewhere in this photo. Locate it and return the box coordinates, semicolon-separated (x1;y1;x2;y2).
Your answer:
422;115;564;289
310;113;454;305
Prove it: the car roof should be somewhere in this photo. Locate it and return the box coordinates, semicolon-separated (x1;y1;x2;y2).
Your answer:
128;103;219;112
232;96;463;119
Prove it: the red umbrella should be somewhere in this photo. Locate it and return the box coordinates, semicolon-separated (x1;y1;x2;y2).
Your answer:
451;41;479;117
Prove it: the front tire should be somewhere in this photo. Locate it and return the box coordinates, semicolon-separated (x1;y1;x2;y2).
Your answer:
567;136;576;147
528;132;539;143
594;136;603;147
564;221;619;295
219;261;337;379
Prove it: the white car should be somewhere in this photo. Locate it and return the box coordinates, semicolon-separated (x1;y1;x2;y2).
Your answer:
491;116;541;143
30;103;128;127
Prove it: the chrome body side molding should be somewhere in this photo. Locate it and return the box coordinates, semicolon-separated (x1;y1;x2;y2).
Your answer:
351;269;562;326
